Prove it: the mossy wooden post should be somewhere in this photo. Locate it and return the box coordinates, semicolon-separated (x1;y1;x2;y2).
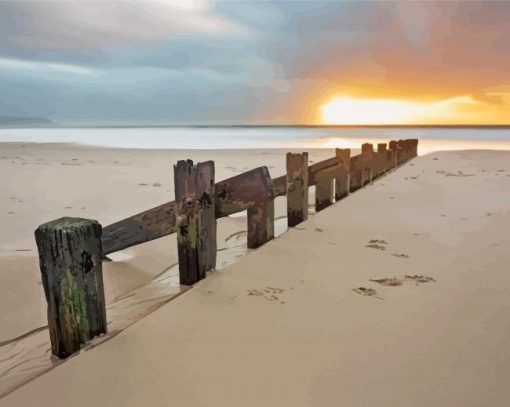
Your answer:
34;217;106;359
174;160;216;285
335;148;350;201
286;152;308;227
315;178;333;212
247;200;274;249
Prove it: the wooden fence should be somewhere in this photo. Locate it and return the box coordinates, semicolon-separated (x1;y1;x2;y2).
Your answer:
34;138;418;358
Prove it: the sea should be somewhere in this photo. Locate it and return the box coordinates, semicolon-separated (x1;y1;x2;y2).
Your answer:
0;126;509;154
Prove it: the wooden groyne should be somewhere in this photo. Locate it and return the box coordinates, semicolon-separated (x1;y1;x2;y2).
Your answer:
34;138;418;358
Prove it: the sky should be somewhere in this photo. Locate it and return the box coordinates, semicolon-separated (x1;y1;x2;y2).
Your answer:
0;0;509;125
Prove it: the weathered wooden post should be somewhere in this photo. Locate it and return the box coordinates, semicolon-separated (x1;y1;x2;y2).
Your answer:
410;139;419;157
349;155;362;192
315;177;334;212
174;160;216;285
286;152;308;227
361;143;374;185
389;140;398;167
397;140;407;164
335;148;350;200
34;217;107;359
247;200;274;249
377;143;387;175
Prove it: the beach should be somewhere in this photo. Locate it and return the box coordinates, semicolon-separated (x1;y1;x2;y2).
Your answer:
1;146;510;405
0;142;336;395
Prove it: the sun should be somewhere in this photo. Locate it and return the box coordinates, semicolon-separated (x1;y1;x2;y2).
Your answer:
320;97;424;125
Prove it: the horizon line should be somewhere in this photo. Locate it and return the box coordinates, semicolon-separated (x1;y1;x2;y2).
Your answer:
3;123;510;129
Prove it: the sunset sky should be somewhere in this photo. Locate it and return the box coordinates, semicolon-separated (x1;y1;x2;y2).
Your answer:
0;1;509;125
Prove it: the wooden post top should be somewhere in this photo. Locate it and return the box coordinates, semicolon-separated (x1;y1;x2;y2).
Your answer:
361;143;374;154
335;148;351;168
37;217;101;232
377;143;387;153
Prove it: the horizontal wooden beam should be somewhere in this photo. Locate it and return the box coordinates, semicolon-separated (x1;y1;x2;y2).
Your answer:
215;166;274;218
102;202;176;255
102;166;274;255
272;175;287;197
308;156;346;186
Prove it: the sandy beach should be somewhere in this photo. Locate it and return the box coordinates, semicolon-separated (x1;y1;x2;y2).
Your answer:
1;147;509;405
0;142;336;395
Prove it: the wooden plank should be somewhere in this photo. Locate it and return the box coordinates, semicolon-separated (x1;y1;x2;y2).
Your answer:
174;160;216;285
102;202;176;255
247;200;274;249
335;148;351;200
308;156;344;186
216;166;274;218
286;152;308;227
102;166;274;255
272;174;287;197
35;217;107;358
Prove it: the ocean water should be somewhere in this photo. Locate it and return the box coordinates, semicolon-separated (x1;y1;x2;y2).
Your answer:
0;126;509;154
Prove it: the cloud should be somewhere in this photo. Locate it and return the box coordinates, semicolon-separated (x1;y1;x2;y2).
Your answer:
0;1;509;124
0;0;243;52
0;57;100;75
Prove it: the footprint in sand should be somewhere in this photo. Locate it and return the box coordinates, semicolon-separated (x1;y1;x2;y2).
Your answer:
370;277;403;286
366;239;388;250
392;253;409;259
153;182;162;187
247;287;286;303
405;275;436;285
353;287;383;300
315;228;323;232
367;275;436;289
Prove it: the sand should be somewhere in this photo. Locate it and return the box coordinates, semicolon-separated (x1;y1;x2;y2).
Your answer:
0;143;335;395
1;148;509;406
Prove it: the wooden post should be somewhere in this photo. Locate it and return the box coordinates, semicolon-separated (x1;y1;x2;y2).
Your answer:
174;160;216;285
361;143;374;185
335;148;350;201
389;140;398;167
315;178;334;212
377;143;387;175
396;140;406;164
410;139;419;157
247;200;274;249
286;152;308;227
34;217;107;359
361;143;374;154
349;155;363;192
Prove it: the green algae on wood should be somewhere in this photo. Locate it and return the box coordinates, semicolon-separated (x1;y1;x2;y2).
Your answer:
174;160;216;285
34;217;107;359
